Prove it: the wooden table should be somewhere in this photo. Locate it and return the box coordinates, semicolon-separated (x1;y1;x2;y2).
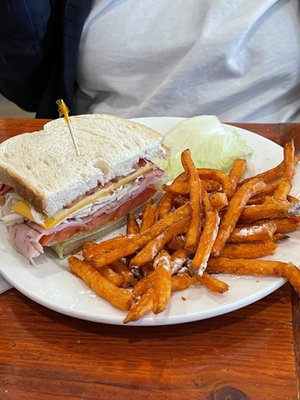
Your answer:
0;119;299;400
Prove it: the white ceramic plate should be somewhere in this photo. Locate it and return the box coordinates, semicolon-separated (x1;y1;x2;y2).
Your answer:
0;117;299;326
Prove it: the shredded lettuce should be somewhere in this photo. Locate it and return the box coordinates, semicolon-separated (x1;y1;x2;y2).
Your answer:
155;115;253;178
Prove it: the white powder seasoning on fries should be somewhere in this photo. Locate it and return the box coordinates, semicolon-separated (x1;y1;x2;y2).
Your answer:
153;253;172;271
238;226;263;237
169;257;187;275
68;140;300;323
197;214;220;277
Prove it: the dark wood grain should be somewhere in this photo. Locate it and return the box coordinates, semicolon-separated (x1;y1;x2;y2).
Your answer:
229;122;281;145
0;118;50;139
0;118;299;400
279;123;300;150
0;286;297;400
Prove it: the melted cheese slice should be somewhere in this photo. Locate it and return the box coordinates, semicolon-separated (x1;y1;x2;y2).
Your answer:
12;163;153;230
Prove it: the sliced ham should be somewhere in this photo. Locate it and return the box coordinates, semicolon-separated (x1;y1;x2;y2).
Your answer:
9;224;44;264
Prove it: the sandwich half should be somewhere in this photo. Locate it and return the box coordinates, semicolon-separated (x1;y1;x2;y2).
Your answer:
0;114;166;263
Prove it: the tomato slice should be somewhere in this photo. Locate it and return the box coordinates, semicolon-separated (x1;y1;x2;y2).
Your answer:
40;187;156;246
39;226;82;246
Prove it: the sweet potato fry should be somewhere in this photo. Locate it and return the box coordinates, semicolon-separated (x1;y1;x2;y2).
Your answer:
248;218;299;236
92;203;191;268
259;179;283;197
140;200;158;232
82;241;97;258
287;195;299;203
152;250;172;314
246;196;268;205
170;248;189;274
239;201;299;224
163;180;189;195
275;263;300;296
197;168;233;198
110;260;136;287
250;185;275;207
173;195;189;207
83;235;136;261
239;161;284;186
167;235;186;250
170;248;226;293
171;242;229;293
91;234;149;268
181;149;202;253
164;179;221;195
207;256;286;275
207;257;300;296
123;288;154;323
218;240;278;259
68;256;133;311
273;233;289;242
141;202;190;238
283;140;295;182
131;271;155;299
171;274;196;291
202;180;222;193
100;266;124;287
191;209;220;274
126;213;140;235
202;189;213;214
212;178;266;256
197;272;229;294
273;181;291;201
209;192;228;210
228;222;277;243
270;218;300;234
133;256;195;293
130;217;190;267
241;142;295;197
229;159;247;192
157;192;173;219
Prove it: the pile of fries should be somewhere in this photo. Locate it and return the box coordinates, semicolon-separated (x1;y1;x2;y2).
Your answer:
68;141;300;323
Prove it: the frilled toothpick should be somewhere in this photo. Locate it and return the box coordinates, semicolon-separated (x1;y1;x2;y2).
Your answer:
56;99;80;156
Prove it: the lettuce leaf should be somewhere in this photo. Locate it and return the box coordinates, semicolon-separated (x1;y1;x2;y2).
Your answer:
155;115;253;178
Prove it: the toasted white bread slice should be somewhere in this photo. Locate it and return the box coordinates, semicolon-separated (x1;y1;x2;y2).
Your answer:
0;114;165;217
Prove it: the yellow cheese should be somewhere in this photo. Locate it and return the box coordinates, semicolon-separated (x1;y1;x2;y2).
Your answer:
12;163;153;230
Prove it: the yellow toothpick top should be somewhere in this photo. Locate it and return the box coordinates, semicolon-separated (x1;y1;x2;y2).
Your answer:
56;99;80;156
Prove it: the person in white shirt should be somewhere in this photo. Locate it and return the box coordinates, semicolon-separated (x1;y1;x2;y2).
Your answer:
76;0;300;122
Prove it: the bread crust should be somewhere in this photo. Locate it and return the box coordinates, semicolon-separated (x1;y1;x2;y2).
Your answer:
0;164;46;213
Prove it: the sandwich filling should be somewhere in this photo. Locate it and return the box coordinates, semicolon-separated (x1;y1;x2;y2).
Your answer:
0;160;165;263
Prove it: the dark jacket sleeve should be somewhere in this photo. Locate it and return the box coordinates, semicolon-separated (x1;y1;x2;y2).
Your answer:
0;0;64;114
0;0;92;118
